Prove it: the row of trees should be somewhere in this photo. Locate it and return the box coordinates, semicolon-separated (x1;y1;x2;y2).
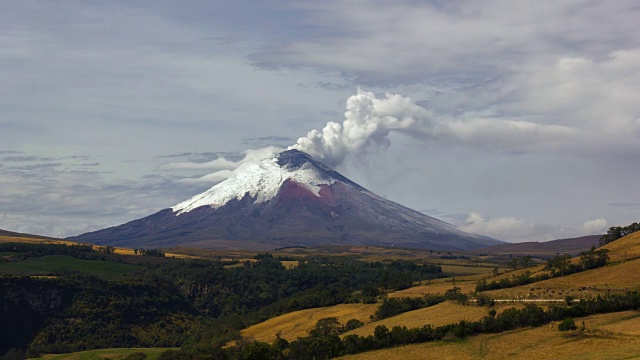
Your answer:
545;246;610;276
599;222;640;246
0;242;95;261
0;242;166;262
508;255;534;269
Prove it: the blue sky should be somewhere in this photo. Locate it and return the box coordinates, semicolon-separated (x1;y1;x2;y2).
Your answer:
1;1;639;242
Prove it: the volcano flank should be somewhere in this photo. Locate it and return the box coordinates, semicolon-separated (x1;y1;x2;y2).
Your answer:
70;150;501;251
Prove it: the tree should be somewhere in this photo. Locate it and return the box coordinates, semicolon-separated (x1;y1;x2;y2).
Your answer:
240;342;273;360
344;319;364;332
546;254;573;276
519;256;533;268
558;318;577;331
476;293;495;306
271;334;289;356
157;350;181;360
599;222;640;246
124;352;147;360
565;295;574;306
309;317;342;338
374;325;390;341
579;246;609;270
2;348;27;360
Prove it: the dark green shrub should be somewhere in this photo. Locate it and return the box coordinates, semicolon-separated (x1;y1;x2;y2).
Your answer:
558;318;577;331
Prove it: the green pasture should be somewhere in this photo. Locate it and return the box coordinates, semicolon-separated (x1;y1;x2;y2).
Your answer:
33;347;174;360
0;255;139;280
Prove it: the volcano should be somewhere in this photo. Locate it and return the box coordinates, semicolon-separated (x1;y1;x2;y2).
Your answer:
70;150;501;251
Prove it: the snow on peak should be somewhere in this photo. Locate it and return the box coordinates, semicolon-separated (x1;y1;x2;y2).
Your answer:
171;153;335;215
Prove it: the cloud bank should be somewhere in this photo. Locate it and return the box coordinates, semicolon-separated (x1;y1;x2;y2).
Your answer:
458;213;609;242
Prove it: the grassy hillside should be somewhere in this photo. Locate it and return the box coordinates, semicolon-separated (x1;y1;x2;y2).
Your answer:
2;243;453;358
234;260;498;344
238;301;528;344
240;303;378;343
341;302;521;338
330;230;640;358
388;281;477;298
6;228;639;359
484;257;640;299
338;310;640;360
32;347;173;360
476;231;640;300
601;231;640;262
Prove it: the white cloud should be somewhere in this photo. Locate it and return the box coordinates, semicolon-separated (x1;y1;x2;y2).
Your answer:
257;1;640;83
581;218;608;235
457;213;609;243
458;212;536;242
171;147;283;185
159;158;242;172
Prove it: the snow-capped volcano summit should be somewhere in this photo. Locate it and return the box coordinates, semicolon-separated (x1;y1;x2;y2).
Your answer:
70;150;501;251
172;150;353;214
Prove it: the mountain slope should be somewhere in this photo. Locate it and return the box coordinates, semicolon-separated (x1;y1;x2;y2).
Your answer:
70;150;501;251
476;235;601;258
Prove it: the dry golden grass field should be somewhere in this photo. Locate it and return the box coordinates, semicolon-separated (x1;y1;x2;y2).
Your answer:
484;264;548;282
0;236;76;246
601;231;640;262
240;303;379;343
0;235;201;260
432;259;502;268
479;234;640;299
338;310;640;360
168;244;432;261
341;302;524;338
340;245;424;259
476;232;640;300
438;264;497;278
32;347;172;360
484;257;640;300
388;281;476;298
280;260;299;269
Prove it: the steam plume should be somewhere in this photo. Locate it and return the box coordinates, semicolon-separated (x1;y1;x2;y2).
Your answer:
290;89;431;167
290;88;575;167
169;89;575;184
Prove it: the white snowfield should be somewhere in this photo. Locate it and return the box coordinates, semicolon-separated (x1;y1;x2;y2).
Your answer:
171;155;336;215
